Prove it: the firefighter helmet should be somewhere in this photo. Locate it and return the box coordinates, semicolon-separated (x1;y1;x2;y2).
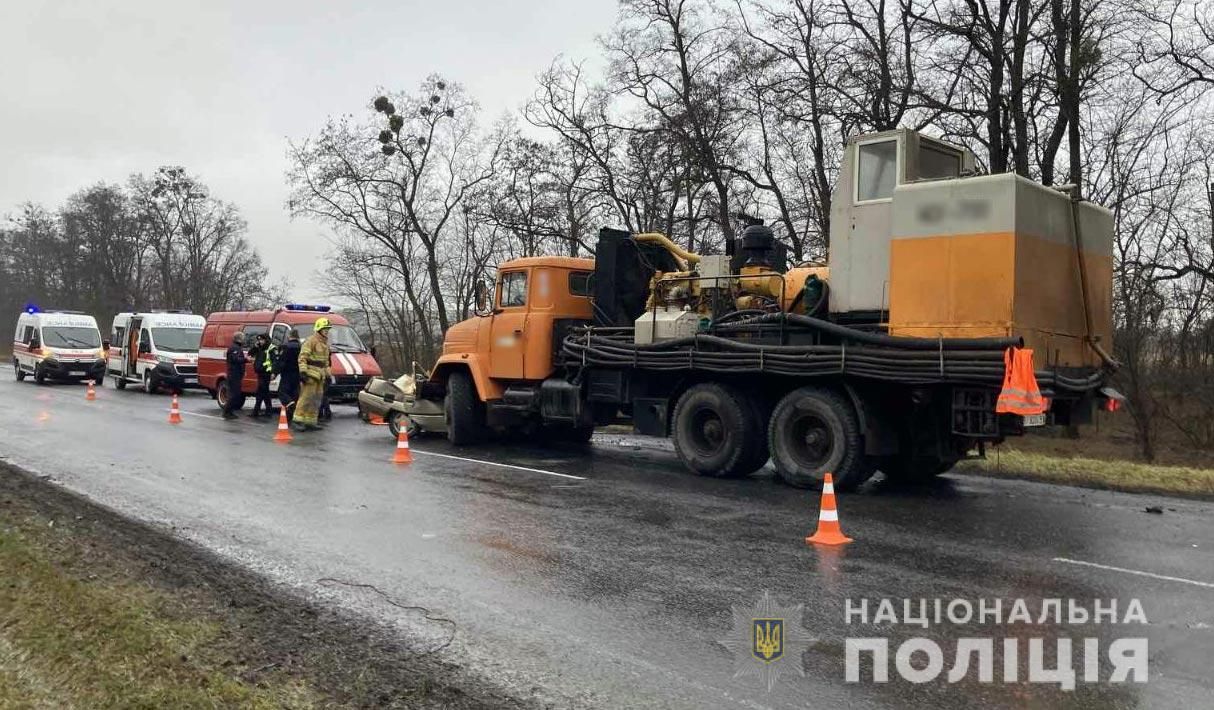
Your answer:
314;317;332;332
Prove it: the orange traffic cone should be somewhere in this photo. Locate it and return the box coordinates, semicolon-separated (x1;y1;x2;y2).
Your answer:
273;405;293;443
806;473;853;546
168;394;183;424
86;381;97;401
369;412;386;425
392;427;413;464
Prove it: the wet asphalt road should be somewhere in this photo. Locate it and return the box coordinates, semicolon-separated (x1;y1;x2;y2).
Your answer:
0;374;1211;709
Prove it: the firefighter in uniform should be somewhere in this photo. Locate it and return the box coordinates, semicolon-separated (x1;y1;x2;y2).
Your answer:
294;317;332;431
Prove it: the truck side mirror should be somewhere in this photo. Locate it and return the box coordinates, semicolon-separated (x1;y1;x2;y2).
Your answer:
475;280;490;312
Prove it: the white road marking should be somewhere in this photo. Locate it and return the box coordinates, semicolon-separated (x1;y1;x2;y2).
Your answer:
179;409;224;421
1053;557;1214;589
410;450;586;480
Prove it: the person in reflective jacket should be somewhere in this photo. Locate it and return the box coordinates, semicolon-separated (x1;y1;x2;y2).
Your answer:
249;333;277;417
294;318;331;431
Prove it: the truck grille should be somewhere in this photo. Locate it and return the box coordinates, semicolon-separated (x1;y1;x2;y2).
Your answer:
176;365;198;375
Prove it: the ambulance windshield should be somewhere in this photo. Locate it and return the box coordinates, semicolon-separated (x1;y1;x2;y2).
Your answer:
295;324;366;353
151;328;202;353
41;326;101;349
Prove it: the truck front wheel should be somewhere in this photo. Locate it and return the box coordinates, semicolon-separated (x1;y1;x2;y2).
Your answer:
672;383;766;478
768;387;873;490
445;371;487;445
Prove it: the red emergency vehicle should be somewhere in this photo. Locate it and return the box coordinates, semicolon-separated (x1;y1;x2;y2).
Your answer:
197;304;382;411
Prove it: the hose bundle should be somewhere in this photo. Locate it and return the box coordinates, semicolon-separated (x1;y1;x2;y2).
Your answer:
561;325;1105;393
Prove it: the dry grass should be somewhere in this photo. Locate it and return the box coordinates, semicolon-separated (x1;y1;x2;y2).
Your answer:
0;507;334;709
956;447;1214;499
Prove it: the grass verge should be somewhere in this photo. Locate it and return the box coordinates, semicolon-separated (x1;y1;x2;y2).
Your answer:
955;448;1214;499
0;496;330;708
0;465;513;710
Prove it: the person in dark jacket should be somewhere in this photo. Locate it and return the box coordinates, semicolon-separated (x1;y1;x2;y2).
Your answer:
223;332;248;420
275;328;302;423
249;333;277;417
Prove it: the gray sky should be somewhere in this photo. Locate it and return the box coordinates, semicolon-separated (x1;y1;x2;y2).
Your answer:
0;0;616;299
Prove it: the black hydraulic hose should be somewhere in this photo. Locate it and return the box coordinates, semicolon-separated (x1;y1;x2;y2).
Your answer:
710;309;767;326
715;312;1022;350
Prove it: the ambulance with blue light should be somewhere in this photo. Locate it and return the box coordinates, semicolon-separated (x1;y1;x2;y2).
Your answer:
11;307;106;385
106;311;206;394
197;304;382;412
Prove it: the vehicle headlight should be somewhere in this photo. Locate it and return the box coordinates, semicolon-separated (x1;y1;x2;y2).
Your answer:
42;356;58;366
157;355;174;364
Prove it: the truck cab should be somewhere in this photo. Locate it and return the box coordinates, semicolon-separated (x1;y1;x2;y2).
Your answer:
430;257;595;441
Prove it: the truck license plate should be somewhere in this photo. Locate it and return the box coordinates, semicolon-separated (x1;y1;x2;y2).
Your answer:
1022;413;1046;427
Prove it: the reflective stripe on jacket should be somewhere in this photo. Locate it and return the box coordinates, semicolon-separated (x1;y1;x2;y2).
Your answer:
995;347;1047;415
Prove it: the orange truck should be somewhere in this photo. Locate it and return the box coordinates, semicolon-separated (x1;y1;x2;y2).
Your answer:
407;129;1120;489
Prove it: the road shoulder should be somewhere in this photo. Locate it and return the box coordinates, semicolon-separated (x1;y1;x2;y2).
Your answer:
0;461;526;710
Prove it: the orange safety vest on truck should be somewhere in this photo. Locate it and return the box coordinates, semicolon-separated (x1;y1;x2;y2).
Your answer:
996;347;1047;415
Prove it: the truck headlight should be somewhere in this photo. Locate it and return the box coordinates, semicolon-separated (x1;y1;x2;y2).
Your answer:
156;355;174;364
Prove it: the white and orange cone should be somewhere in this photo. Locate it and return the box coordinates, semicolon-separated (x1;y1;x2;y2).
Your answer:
168;394;183;424
86;381;97;401
806;473;853;546
273;405;293;443
392;427;413;464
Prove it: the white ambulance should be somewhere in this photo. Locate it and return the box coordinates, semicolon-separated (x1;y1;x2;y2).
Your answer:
106;311;206;394
11;308;106;384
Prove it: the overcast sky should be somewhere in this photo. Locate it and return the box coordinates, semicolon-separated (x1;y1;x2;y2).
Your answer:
0;0;617;299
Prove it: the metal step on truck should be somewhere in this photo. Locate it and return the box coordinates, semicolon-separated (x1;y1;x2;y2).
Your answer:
365;129;1121;489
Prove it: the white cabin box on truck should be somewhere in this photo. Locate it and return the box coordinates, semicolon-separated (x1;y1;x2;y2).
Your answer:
107;311;206;394
11;309;106;384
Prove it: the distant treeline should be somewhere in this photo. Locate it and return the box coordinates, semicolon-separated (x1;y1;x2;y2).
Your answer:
0;167;283;344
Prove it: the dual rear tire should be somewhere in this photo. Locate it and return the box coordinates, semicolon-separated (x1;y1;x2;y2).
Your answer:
671;383;875;490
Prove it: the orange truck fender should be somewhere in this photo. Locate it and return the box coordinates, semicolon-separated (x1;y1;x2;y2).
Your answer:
430;354;504;402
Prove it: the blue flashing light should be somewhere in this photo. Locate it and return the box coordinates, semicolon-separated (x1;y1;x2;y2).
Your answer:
23;303;40;315
284;303;332;312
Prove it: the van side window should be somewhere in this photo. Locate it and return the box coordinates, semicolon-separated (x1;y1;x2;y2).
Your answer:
139;329;152;352
114;326;126;347
499;271;527;308
856;140;897;201
270;324;287;346
21;326;33;344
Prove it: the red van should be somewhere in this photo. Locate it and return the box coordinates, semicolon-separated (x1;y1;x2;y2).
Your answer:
197;304;382;412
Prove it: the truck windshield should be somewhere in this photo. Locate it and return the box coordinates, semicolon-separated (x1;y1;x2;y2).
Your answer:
41;326;101;349
151;328;203;352
294;324;366;353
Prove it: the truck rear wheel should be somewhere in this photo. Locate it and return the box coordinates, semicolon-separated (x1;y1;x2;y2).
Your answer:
14;360;25;382
672;383;766;478
445;371;487;445
768;387;873;490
